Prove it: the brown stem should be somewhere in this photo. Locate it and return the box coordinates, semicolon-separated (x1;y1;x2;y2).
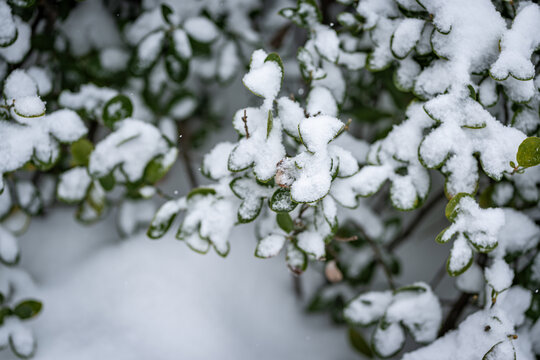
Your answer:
292;275;303;300
429;261;447;290
438;292;471;336
177;122;198;189
438;254;488;336
242;109;249;139
355;225;396;290
270;23;292;49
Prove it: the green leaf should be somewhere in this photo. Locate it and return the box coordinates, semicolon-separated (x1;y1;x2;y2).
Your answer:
445;193;470;221
516;137;540;168
269;188;297;213
143;155;172;184
276;212;294;233
70;138;94;166
161;3;174;25
348;327;374;358
102;95;133;129
0;27;17;48
98;173;115;191
266;110;273;138
13;300;42;319
237;198;263;223
187;187;216;200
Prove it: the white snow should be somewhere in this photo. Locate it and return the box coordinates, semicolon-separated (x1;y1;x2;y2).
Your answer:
88;119;176;183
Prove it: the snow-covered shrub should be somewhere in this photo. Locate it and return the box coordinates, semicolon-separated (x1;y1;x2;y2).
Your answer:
149;0;540;358
1;0;540;358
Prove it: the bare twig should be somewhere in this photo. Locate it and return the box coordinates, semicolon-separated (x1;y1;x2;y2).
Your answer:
438;254;488;336
242;109;249;139
155;186;173;200
177;122;199;189
270;23;292;49
429;261;447;290
334;235;358;242
355;225;396;290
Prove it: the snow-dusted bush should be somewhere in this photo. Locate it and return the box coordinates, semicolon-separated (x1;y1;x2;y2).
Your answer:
1;0;540;358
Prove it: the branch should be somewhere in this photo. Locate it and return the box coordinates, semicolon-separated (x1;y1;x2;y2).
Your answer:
355;225;396;290
242;109;249;139
438;254;488;336
269;23;292;49
177;122;198;189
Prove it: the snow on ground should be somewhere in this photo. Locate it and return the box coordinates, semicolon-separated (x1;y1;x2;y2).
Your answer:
8;205;357;360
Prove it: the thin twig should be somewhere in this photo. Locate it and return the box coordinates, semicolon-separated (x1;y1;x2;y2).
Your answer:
438;254;488;336
334;235;358;242
242;109;249;139
292;276;303;300
355;225;396;290
438;292;471;337
429;261;447;290
155;186;173;200
177;122;198;189
269;23;292;49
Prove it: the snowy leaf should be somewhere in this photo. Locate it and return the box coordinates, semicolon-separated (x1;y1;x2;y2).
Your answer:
0;1;17;47
344;291;393;326
170;28;192;60
8;322;36;359
184;17;219;44
490;3;540;81
255;234;286;258
242;50;283;102
297;230;325;259
132;30;164;75
278;0;321;28
176;185;236;257
57;167;91;203
102;95;133;129
89;119;176;185
286;242;308;274
0;226;19;265
269;188;297;213
390;18;424;59
147;198;186;239
230;177;272;223
201;142;235;180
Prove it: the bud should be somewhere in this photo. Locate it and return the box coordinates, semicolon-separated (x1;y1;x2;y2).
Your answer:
325;260;343;283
